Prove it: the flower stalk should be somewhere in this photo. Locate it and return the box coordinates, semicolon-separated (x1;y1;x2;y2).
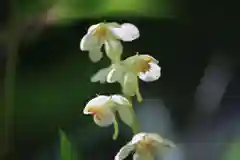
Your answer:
80;21;175;159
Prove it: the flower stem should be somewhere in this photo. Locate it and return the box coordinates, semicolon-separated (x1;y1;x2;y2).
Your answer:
136;79;143;102
112;117;119;140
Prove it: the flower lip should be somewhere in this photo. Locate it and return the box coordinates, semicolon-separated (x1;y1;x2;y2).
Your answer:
86;107;104;120
84;107;97;115
139;61;151;73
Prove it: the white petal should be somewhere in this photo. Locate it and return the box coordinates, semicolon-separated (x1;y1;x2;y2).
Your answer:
104;40;123;63
80;34;104;63
80;34;99;51
87;23;100;33
122;73;138;96
80;34;89;51
88;47;103;62
109;23;140;41
131;133;147;144
84;95;110;113
115;142;135;160
133;153;154;160
91;67;111;83
116;105;133;127
147;133;176;148
107;65;125;83
111;95;131;106
93;109;115;127
138;62;161;82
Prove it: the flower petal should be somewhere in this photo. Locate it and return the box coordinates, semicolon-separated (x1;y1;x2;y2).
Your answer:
131;133;147;144
133;153;154;160
84;95;110;113
106;64;125;83
109;23;140;41
116;105;133;127
91;67;111;83
138;54;159;64
107;22;121;28
122;73;138;97
138;62;161;82
87;23;100;33
104;40;123;63
93;109;115;127
88;47;103;62
147;133;176;148
110;95;133;127
111;95;131;106
107;68;117;83
80;34;99;51
115;142;135;160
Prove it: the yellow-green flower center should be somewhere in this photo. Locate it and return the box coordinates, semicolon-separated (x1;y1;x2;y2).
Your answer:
137;57;152;73
136;136;156;153
93;26;107;38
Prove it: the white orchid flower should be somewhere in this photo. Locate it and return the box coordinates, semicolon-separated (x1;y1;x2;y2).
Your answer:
80;22;139;63
91;54;161;102
123;54;161;82
115;132;175;160
83;94;134;140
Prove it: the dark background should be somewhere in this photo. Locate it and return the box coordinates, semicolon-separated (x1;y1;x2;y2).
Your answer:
0;0;240;159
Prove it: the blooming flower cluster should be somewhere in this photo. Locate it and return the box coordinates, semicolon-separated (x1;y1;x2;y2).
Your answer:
80;22;175;160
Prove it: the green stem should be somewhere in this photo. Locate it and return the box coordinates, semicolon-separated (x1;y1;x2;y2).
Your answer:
112;117;119;140
136;79;143;102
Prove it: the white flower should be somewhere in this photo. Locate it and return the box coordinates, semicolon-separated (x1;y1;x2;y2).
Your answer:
123;54;161;82
115;132;175;160
83;94;134;140
80;22;139;63
91;54;161;102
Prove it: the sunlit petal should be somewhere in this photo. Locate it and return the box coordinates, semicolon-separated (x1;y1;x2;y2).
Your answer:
91;67;111;83
138;62;161;82
131;133;146;144
149;133;176;148
111;95;131;106
115;142;135;160
87;23;101;33
110;23;140;41
85;95;110;109
80;34;99;51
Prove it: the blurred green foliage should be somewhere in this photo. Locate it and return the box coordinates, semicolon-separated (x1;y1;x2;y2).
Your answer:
224;138;240;160
60;130;78;160
14;0;174;25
